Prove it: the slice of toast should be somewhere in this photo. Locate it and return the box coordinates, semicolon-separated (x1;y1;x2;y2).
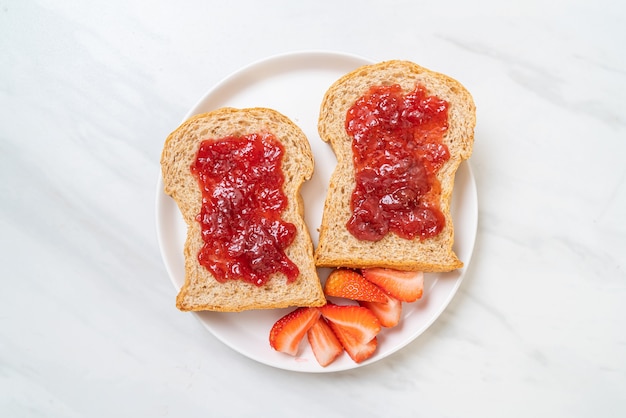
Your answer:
161;107;325;312
315;61;476;272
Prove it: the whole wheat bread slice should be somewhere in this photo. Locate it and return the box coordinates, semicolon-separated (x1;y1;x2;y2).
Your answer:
315;61;476;272
161;107;325;312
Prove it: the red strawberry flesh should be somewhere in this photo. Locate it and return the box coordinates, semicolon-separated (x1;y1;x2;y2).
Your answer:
324;269;388;303
269;307;320;356
320;304;381;344
326;320;378;363
360;292;402;328
361;268;424;302
307;317;344;367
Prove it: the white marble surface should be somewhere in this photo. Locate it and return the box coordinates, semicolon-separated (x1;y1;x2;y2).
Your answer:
2;0;625;416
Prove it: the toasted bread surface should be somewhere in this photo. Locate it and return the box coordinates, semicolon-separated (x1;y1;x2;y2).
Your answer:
161;107;325;312
315;61;476;272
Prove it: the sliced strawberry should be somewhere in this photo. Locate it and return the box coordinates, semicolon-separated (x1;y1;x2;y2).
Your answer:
326;320;378;363
307;317;343;367
269;307;320;356
360;292;402;328
361;268;424;302
320;304;381;344
324;269;388;303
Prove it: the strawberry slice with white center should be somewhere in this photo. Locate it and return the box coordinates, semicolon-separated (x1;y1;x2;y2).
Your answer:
360;292;402;328
361;268;424;302
307;316;343;367
326;320;378;363
320;304;381;344
269;307;320;356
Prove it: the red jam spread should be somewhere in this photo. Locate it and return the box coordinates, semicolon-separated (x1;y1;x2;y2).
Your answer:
190;132;299;286
345;84;450;241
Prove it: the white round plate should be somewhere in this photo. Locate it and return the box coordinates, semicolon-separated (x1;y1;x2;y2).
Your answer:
156;51;478;373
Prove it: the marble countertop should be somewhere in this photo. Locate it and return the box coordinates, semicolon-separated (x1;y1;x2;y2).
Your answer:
2;1;625;416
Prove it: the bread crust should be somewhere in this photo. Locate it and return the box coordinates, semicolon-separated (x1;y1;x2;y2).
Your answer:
161;107;325;312
314;61;476;272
